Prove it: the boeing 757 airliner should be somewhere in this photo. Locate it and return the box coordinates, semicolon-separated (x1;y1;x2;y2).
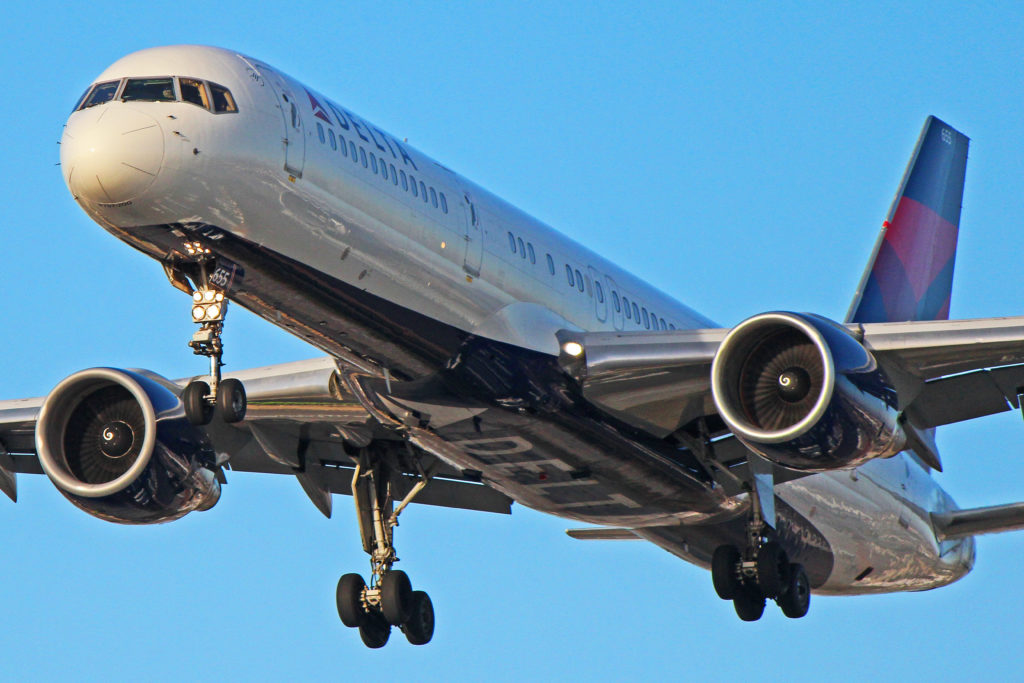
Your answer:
4;45;1024;647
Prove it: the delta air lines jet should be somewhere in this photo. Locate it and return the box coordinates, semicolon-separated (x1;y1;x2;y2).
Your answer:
4;45;1024;648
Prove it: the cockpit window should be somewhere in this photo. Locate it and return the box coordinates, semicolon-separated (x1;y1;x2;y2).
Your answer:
122;77;176;102
79;80;120;109
209;83;237;113
74;76;237;114
179;78;210;109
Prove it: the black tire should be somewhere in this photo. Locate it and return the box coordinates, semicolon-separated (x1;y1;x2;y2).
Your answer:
778;563;811;619
380;570;413;625
711;545;742;600
336;573;367;627
756;541;789;599
217;378;246;423
733;586;766;622
403;590;434;645
183;381;213;426
358;611;391;649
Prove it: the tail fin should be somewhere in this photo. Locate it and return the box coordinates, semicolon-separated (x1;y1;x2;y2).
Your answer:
846;116;969;323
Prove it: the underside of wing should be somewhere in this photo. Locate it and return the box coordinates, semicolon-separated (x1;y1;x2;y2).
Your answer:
0;357;512;517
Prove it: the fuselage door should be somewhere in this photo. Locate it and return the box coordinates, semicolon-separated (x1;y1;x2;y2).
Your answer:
588;266;608;323
249;62;306;178
606;275;624;330
462;193;483;277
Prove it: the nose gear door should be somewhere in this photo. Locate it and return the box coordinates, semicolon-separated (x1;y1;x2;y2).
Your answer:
242;59;306;178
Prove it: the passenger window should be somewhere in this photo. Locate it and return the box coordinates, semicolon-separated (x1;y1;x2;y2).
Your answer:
420;181;428;202
669;323;676;330
527;243;536;264
329;129;337;150
517;237;526;258
400;170;409;191
370;153;378;174
317;122;326;144
179;78;209;109
380;159;388;180
122;77;175;102
440;193;448;213
566;265;574;287
660;318;667;330
596;281;604;303
430;187;438;208
612;291;621;312
391;164;398;185
575;270;584;292
80;80;120;109
209;83;237;112
632;302;640;321
642;308;650;329
340;135;348;156
350;141;358;161
360;147;368;168
624;298;631;319
410;176;418;197
546;254;555;275
509;232;517;253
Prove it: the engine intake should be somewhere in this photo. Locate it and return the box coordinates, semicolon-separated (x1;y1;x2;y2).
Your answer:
36;368;220;524
711;312;905;471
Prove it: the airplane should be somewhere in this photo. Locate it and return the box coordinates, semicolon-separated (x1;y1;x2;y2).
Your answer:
3;44;1024;648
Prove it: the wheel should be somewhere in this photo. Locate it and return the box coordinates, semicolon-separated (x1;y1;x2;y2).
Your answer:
403;590;434;645
711;545;742;600
733;585;766;622
358;611;391;648
778;563;811;619
183;381;213;426
336;573;367;627
756;541;789;599
380;570;413;625
217;378;246;423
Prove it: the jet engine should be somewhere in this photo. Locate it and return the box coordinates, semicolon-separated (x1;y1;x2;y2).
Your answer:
35;368;220;524
711;312;905;471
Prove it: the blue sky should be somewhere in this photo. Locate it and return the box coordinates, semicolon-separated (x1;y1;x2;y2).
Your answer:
3;2;1024;680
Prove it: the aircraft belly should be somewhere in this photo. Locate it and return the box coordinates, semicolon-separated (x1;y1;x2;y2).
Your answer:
776;464;971;594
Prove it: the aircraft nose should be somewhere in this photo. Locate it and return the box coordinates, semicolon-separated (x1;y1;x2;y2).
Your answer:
61;106;165;205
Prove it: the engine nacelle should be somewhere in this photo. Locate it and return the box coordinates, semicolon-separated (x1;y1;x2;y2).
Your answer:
35;368;220;524
711;312;905;471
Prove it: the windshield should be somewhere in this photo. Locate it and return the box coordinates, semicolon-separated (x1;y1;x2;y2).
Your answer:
80;80;120;109
121;78;176;102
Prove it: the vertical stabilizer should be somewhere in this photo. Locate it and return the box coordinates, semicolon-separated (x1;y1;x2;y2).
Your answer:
846;117;969;323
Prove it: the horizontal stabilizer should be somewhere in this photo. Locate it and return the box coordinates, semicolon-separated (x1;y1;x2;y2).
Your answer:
932;503;1024;540
565;528;640;540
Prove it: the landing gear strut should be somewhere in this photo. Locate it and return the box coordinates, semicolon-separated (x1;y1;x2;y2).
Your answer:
335;446;435;647
173;244;246;426
710;477;810;621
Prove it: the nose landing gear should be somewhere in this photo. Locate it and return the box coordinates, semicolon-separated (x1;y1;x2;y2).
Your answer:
168;244;247;426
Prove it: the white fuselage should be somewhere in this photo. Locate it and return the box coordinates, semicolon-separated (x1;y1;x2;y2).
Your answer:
59;45;974;595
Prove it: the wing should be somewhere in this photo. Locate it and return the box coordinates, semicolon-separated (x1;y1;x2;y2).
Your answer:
0;357;511;517
556;314;1024;439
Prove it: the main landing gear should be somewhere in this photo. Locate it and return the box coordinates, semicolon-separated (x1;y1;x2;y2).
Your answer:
710;482;810;621
335;447;435;648
173;244;247;426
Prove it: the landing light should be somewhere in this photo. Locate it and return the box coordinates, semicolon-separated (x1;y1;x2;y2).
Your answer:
563;341;584;357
